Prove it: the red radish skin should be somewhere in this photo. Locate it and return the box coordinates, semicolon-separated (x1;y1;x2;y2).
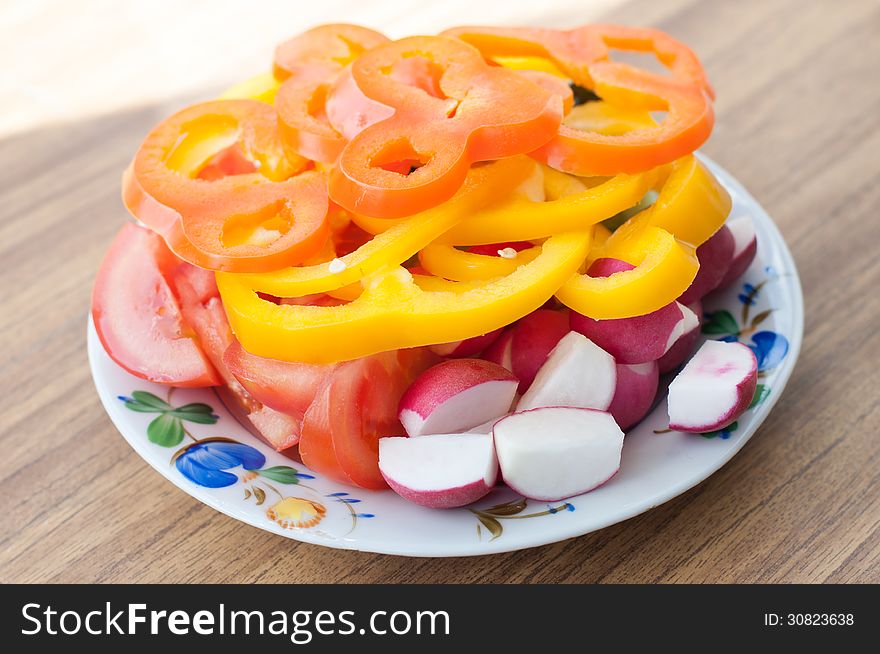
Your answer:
398;359;518;436
378;434;497;509
482;330;515;372
510;309;570;390
517;331;617;412
570;258;688;364
430;328;503;358
667;340;758;432
493;407;624;501
716;216;758;291
678;225;736;305
608;361;660;430
656;301;702;374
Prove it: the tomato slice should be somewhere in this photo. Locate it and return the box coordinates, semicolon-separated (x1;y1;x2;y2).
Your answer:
92;223;220;387
223;340;331;422
172;264;301;451
300;348;438;488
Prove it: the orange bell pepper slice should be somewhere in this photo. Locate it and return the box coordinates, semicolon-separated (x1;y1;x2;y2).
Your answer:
328;35;564;218
274;24;390;163
123;100;329;273
444;24;714;175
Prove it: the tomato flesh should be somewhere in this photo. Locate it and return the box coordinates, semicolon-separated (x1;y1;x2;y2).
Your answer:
92;223;220;387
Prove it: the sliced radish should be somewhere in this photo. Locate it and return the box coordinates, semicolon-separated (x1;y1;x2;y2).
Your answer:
429;328;503;358
656;302;701;374
482;330;514;372
570;258;690;364
716;216;758;291
379;434;497;508
494;407;624;501
509;309;570;391
516;331;617;412
678;225;736;304
398;359;518;437
667;340;758;432
608;361;660;430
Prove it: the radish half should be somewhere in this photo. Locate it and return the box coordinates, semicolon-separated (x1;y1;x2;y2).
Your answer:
379;434;498;508
494;407;624;501
570;259;691;364
656;301;701;374
429;328;503;358
509;309;570;390
667;340;758;432
482;330;514;371
398;359;518;436
608;361;660;430
678;225;736;304
716;216;758;291
516;331;617;412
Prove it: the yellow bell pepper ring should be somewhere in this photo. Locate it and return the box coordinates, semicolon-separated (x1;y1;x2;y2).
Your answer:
217;156;534;297
555;225;697;319
217;230;593;363
218;72;281;104
438;166;660;245
418;243;542;282
612;154;731;247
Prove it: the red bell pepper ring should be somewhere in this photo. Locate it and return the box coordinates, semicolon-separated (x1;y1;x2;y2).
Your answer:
444;24;714;175
274;24;390;163
124;99;330;273
328;36;564;218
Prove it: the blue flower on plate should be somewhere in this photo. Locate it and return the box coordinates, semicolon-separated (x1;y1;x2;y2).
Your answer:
747;331;789;372
174;440;266;488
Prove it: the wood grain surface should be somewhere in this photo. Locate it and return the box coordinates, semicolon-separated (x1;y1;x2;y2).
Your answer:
1;0;878;583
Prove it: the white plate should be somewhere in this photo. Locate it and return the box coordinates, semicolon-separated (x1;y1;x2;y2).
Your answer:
88;157;803;557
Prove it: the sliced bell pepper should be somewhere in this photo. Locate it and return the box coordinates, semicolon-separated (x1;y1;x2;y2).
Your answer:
418;243;542;281
124;100;330;273
444;24;714;175
216;230;593;363
439;164;660;245
328;35;563;218
611;154;731;247
218;72;280;104
274;24;390;163
217;156;534;297
555;225;698;319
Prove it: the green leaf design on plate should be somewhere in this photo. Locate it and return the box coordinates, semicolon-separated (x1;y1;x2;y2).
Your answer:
257;466;301;485
702;310;739;335
169;409;219;425
131;390;172;411
749;384;770;409
147;413;184;447
174;402;214;414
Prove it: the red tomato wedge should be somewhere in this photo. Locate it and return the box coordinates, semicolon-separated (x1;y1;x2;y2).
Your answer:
300;348;438;488
223;340;331;422
92;223;221;387
172;263;301;451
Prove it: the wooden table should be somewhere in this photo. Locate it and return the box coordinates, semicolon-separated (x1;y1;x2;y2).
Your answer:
2;0;878;583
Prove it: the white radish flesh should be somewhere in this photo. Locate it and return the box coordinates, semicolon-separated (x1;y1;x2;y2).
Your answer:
494;407;624;501
656;302;701;374
716;216;758;291
667;340;758;432
516;332;617;412
399;359;518;437
379;434;497;508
